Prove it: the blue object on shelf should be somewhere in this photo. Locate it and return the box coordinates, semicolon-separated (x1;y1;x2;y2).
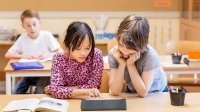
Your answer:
96;32;115;40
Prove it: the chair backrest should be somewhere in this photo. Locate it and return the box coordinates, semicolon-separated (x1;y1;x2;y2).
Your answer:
100;71;109;93
100;71;126;93
166;41;200;55
107;38;118;53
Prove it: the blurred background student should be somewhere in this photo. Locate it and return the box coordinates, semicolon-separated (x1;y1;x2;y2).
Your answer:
5;9;62;94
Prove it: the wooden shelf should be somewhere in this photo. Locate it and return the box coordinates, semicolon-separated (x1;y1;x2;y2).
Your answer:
180;0;200;41
0;40;14;45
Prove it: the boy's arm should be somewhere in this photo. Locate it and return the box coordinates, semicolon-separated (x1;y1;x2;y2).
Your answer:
127;64;154;98
109;65;126;96
5;37;24;59
5;51;45;59
39;49;61;59
108;48;126;96
126;53;155;98
5;52;24;59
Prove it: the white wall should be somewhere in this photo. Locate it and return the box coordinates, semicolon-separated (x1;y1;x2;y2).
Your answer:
0;11;180;54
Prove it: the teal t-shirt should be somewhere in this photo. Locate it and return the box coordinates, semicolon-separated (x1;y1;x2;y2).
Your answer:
108;45;167;93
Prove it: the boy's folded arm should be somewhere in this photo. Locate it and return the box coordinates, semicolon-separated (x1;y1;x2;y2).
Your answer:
5;52;23;59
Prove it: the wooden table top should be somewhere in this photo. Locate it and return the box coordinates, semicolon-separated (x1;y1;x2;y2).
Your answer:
0;93;200;112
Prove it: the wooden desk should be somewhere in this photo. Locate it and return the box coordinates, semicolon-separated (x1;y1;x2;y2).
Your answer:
4;59;110;95
1;93;200;112
4;59;52;94
160;55;200;80
0;41;13;81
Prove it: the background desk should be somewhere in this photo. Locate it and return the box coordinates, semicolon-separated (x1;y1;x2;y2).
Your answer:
1;93;200;112
4;59;52;94
4;59;110;95
160;55;200;80
104;55;200;79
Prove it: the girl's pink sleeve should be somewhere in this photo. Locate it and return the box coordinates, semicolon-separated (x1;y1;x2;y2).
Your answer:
46;54;73;99
78;49;104;89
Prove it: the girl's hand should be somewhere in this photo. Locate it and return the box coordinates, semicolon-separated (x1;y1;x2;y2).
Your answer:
113;48;126;65
126;52;140;66
84;88;101;97
44;87;50;95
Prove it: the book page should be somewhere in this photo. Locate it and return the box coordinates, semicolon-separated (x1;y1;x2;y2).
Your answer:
19;58;52;63
2;98;40;112
35;97;69;112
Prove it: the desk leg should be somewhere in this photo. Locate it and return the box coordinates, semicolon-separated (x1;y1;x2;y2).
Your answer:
194;73;198;80
12;76;16;92
6;73;12;95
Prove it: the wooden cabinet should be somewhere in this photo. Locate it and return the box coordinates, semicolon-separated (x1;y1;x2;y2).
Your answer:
181;20;200;40
0;43;12;81
180;0;200;41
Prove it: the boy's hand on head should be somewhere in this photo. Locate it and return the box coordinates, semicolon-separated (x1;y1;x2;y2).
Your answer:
113;48;126;65
126;51;140;66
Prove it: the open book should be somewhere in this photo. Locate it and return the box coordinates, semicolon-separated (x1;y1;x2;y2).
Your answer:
2;97;69;112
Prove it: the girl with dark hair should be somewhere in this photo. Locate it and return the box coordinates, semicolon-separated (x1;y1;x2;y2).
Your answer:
108;15;167;98
45;22;104;99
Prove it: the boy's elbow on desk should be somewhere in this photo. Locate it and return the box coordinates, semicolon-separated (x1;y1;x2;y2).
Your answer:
137;91;148;98
5;54;9;59
5;52;12;59
110;89;121;96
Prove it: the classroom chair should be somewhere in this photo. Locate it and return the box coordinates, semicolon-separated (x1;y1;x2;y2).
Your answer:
100;71;109;93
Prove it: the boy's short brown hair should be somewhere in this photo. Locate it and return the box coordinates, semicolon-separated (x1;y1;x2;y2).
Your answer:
117;15;149;52
21;9;40;22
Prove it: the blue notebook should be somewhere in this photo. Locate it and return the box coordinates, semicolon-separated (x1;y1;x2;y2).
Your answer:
10;61;44;70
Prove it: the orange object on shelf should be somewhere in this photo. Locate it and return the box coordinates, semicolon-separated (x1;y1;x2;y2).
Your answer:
189;51;200;59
